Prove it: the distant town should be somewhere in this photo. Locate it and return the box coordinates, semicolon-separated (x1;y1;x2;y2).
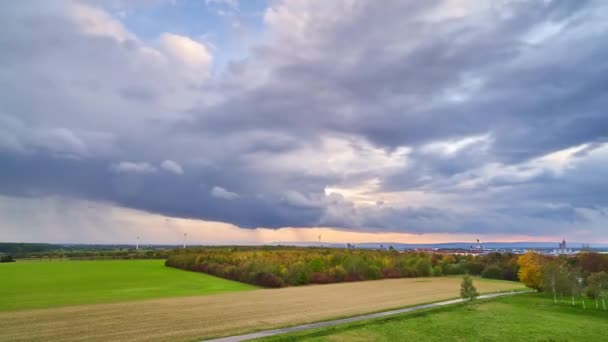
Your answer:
2;239;607;260
275;239;608;256
408;239;596;256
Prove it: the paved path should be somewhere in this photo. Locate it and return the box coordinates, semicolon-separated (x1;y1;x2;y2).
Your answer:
204;290;532;342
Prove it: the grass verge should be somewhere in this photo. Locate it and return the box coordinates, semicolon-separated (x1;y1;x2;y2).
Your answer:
256;293;608;341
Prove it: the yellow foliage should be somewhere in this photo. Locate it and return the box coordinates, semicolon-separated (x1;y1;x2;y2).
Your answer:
517;251;543;290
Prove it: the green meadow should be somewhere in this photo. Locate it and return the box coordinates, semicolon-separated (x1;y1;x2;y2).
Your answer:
0;259;256;311
258;293;608;342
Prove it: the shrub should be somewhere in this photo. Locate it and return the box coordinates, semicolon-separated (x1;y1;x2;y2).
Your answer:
329;265;347;281
345;272;363;282
443;263;465;275
481;265;503;279
311;272;335;284
287;262;312;285
364;265;381;280
415;258;432;277
254;272;284;288
466;261;485;275
382;268;401;278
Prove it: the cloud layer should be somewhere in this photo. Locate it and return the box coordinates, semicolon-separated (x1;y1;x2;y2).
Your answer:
1;0;607;242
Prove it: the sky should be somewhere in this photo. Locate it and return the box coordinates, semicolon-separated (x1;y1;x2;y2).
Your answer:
1;0;607;245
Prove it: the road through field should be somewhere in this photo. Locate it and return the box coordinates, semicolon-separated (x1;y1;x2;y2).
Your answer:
205;291;533;342
0;277;524;342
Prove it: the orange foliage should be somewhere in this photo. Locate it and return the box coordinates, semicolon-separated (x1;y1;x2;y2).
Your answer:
517;251;543;290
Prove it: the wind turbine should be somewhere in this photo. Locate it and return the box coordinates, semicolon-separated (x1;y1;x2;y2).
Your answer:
136;236;140;250
183;233;187;249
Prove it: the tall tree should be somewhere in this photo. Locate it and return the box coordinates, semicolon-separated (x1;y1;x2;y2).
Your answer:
587;272;608;311
568;267;584;307
542;260;568;303
460;275;479;304
518;251;543;290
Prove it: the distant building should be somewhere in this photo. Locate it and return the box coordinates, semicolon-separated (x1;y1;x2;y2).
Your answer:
550;239;577;256
467;239;491;255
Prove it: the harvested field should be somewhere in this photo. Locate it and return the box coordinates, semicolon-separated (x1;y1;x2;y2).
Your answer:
0;277;524;342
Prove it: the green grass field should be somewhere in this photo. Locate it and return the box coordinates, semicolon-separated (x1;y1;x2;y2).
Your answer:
0;259;256;311
258;293;608;341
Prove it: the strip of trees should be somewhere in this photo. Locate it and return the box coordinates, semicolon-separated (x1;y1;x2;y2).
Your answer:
0;255;15;263
165;247;520;287
518;251;608;310
0;242;171;260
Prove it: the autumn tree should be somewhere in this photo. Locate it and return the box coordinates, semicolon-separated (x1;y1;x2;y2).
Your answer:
460;275;479;304
518;251;543;290
578;253;608;274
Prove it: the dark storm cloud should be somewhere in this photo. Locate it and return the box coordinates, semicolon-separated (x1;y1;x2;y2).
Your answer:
194;0;607;160
1;0;607;237
0;151;327;228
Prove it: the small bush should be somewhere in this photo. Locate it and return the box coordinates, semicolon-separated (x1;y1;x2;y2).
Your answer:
311;272;335;284
254;272;284;288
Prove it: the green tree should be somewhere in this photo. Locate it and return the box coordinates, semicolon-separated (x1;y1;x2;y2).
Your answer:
287;262;312;285
542;260;569;303
481;265;503;280
466;261;485;276
415;258;432;277
568;267;584;307
586;271;608;310
432;265;443;276
460;275;479;304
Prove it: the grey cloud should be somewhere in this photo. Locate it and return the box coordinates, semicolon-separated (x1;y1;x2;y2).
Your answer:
160;160;184;175
210;186;239;200
1;0;607;240
110;161;158;174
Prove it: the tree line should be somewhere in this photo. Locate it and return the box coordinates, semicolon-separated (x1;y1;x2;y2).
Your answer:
165;247;520;287
518;251;608;310
0;242;172;259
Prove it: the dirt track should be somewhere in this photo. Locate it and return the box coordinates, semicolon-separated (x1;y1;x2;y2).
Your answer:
0;277;524;342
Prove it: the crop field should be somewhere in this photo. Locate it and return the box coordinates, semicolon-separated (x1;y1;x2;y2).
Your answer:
0;259;256;311
257;293;608;342
0;276;524;342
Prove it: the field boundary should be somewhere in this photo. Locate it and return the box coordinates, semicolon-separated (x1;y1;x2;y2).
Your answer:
203;290;533;342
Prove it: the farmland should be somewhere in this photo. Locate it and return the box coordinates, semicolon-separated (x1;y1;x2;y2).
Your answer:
0;276;524;342
0;259;255;311
257;293;608;342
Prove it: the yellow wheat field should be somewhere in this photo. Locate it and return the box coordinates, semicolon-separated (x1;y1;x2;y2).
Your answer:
0;277;524;342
